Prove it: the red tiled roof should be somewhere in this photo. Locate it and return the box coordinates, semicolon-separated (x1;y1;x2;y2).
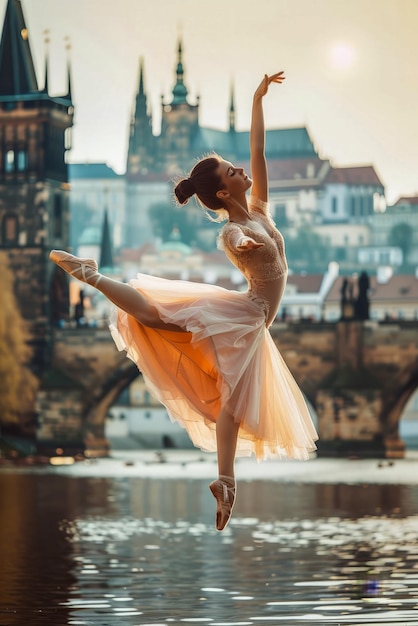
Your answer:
326;275;418;303
370;275;418;301
394;196;418;206
324;166;384;187
116;243;156;262
287;274;323;293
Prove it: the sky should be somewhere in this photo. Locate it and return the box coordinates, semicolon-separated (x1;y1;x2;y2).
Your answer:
4;0;418;204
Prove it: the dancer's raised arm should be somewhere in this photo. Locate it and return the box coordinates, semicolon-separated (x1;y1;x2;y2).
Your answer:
250;72;285;203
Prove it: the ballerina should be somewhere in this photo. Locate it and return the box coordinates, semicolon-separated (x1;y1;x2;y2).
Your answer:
50;72;318;531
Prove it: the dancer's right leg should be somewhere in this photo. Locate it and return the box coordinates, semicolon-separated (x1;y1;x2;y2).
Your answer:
50;250;185;332
95;275;186;331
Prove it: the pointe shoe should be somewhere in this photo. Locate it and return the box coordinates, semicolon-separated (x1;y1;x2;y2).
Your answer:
49;250;101;286
209;478;236;531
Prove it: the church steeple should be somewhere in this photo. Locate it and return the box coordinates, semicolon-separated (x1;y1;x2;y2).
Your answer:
99;207;114;270
0;0;39;95
64;37;73;103
229;82;236;132
43;31;50;94
43;53;49;94
134;58;148;118
171;39;188;105
65;60;73;102
126;57;154;178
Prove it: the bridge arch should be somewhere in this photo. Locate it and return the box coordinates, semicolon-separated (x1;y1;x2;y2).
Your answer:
83;359;139;438
385;358;418;436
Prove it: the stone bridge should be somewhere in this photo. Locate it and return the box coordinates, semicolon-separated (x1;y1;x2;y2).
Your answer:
37;320;418;458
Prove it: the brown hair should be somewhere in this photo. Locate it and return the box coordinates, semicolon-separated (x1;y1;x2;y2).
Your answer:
174;155;225;211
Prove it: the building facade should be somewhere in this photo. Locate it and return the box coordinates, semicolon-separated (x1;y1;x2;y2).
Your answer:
370;196;418;268
69;163;125;253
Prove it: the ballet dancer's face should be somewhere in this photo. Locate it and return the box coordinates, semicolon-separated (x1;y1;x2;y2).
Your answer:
216;160;252;199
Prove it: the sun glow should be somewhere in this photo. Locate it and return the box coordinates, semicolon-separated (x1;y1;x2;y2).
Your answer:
330;43;356;70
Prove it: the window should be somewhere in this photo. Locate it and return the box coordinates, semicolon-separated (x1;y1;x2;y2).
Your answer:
5;150;14;173
17;150;28;172
274;204;287;226
53;195;63;238
64;127;72;151
331;197;338;214
306;163;315;178
2;214;19;244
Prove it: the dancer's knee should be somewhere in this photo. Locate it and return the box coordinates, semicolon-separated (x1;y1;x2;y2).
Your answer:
135;304;163;328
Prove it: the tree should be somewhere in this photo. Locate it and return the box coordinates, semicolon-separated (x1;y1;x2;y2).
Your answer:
148;202;202;246
0;253;38;429
285;227;330;270
387;222;413;265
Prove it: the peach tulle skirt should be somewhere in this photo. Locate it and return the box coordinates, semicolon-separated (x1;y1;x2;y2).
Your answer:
110;273;318;461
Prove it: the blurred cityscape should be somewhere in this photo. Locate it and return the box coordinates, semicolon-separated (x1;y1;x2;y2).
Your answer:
0;0;417;458
67;37;418;452
69;43;418;325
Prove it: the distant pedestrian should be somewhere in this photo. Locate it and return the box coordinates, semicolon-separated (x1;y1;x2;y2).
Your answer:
355;271;370;320
50;73;318;531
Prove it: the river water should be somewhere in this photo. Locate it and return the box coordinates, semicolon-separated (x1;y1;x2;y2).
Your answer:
1;465;418;626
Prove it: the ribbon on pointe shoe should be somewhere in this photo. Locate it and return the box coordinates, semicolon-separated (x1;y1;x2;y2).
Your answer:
209;476;236;531
49;250;102;287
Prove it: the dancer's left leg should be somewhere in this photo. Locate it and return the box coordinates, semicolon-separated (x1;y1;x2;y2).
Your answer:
209;408;239;531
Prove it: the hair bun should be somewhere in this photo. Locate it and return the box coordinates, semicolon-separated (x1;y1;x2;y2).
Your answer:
174;177;195;205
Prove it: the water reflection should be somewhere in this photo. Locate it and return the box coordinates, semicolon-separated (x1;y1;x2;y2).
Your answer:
0;474;418;625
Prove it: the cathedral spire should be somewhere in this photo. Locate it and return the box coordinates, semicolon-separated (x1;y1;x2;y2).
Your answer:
127;57;154;176
171;38;188;105
138;57;145;98
0;0;39;96
229;82;236;132
64;37;73;103
43;53;49;95
99;206;113;270
134;57;147;118
42;30;50;94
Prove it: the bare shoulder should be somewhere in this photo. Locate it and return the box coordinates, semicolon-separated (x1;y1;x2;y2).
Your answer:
248;195;270;215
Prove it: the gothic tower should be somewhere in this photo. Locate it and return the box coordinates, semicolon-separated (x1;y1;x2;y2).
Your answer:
0;0;74;375
126;58;154;180
159;39;199;174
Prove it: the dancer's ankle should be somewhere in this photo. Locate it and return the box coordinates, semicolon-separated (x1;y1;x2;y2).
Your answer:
219;474;235;487
86;271;102;287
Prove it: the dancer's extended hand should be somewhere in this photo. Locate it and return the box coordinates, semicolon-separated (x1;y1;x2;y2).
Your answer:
237;237;265;251
254;72;285;99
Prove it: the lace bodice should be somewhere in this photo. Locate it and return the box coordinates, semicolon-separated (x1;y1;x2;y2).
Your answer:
218;196;288;286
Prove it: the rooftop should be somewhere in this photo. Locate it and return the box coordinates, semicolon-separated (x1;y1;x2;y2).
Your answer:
286;274;324;293
326;274;418;303
394;195;418;206
69;163;121;180
324;165;384;187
